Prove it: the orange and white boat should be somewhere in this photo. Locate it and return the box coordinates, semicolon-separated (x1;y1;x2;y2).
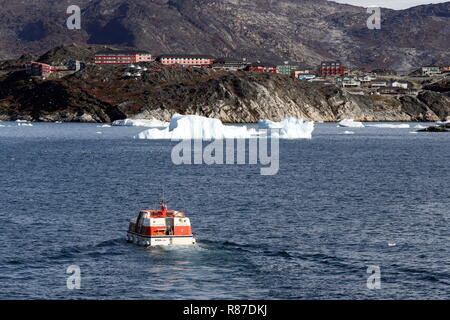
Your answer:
127;197;196;246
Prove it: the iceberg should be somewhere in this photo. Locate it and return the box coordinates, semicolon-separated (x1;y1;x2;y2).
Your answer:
136;114;314;140
112;118;169;128
259;117;314;139
338;119;365;128
366;123;410;129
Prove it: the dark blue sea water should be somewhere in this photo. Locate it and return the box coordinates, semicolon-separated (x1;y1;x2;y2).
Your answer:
0;121;449;300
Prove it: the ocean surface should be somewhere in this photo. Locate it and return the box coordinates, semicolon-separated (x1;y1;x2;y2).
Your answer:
0;121;449;300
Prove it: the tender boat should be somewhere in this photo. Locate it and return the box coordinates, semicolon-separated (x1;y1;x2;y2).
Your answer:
127;197;196;246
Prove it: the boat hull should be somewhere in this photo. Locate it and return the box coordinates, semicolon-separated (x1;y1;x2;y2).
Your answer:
127;232;196;246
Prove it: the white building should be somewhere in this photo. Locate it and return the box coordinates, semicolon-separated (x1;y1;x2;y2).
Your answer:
392;81;408;89
421;66;441;76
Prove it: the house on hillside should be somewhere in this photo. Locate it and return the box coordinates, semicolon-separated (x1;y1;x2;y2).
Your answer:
156;54;216;67
319;61;346;77
391;81;408;89
297;74;316;80
370;80;388;88
245;62;277;73
421;66;441;76
94;50;152;64
212;58;248;71
291;67;315;78
341;78;361;87
276;62;307;76
26;62;58;77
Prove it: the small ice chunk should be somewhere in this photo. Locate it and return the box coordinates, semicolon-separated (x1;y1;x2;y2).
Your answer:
338;119;365;128
112;118;169;128
258;117;315;139
367;123;410;128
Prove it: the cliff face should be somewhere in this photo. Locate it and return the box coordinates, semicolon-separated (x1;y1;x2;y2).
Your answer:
0;0;449;72
1;59;449;123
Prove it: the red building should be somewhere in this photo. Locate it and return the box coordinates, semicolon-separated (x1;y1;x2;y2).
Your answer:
245;62;277;73
156;54;216;67
94;50;152;64
319;61;346;77
26;62;58;77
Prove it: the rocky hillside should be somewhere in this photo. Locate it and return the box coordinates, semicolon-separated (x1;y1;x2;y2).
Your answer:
0;0;449;72
0;47;449;123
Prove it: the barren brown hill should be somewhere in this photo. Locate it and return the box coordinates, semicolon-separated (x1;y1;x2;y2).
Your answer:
0;0;449;72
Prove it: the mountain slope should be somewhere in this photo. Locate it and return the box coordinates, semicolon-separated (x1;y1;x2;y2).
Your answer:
0;0;449;72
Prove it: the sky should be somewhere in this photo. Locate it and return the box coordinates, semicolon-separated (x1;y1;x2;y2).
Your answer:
330;0;449;9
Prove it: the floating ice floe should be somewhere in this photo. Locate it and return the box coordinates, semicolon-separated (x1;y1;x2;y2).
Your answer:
136;114;314;140
97;124;112;128
258;117;315;139
388;242;397;247
17;123;33;127
338;119;365;128
366;123;410;129
436;120;450;125
112;118;169;128
343;131;355;135
414;124;426;129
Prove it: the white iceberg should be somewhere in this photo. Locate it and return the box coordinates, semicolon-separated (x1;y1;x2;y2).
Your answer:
112;118;169;128
259;117;314;139
136;114;314;140
97;124;112;128
366;123;410;129
343;131;355;135
338;119;365;128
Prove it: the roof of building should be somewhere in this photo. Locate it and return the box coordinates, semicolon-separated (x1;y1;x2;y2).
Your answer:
214;57;247;63
248;62;277;67
156;54;216;59
212;63;247;68
371;80;388;83
95;50;151;55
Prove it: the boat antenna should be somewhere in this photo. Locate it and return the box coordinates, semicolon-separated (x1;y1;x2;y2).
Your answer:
160;187;168;209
